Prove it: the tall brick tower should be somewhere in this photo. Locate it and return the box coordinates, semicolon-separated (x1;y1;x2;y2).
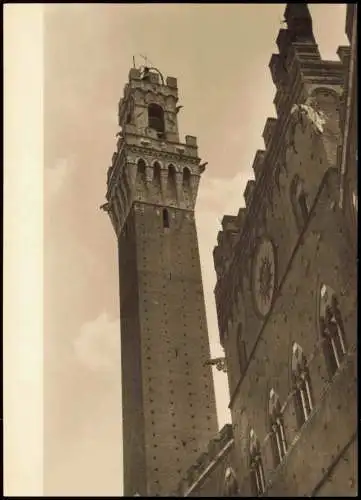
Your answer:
101;66;218;496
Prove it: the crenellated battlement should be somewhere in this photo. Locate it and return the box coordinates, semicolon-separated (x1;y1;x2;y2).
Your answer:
243;179;256;207
212;3;350;349
213;214;242;279
252;149;266;179
103;67;207;237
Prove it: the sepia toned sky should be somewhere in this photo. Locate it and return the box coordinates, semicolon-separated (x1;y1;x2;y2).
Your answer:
5;3;348;497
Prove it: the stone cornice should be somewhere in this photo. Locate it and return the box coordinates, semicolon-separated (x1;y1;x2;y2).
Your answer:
125;144;200;163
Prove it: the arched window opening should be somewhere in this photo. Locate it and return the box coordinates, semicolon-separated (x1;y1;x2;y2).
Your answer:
290;176;309;230
148;104;165;138
223;467;239;497
291;343;313;428
237;324;247;374
249;429;266;496
319;284;347;378
269;389;287;467
183;167;191;187
153;162;161;187
137;158;146;184
168;165;177;200
168;165;177;179
137;159;146;174
163;208;170;229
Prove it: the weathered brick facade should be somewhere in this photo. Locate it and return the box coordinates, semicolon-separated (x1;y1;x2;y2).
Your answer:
212;4;357;497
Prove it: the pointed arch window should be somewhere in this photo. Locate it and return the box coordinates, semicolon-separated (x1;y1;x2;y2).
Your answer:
291;343;313;428
319;284;347;378
290;175;310;230
164;164;177;203
153;161;161;188
137;158;146;182
223;467;239;497
183;167;191;187
249;429;266;496
268;389;287;466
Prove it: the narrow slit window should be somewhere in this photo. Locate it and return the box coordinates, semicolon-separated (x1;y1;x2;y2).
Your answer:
163;208;170;229
298;191;309;221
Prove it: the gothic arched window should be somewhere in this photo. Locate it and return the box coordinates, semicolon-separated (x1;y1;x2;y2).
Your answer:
249;429;266;496
153;161;161;188
223;467;239;497
167;164;177;201
291;343;314;428
319;284;347;378
136;158;146;186
137;158;146;174
183;167;191;187
268;389;287;467
148;103;165;138
290;175;309;230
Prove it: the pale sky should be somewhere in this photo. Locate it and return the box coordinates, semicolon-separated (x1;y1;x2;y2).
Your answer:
4;3;348;496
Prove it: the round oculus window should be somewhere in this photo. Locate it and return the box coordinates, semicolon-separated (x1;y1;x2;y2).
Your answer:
252;238;276;317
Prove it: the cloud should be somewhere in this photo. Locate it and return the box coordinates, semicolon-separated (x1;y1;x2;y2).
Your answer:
198;171;251;219
73;312;120;372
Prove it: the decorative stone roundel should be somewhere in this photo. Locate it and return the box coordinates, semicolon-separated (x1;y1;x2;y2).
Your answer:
252;238;276;317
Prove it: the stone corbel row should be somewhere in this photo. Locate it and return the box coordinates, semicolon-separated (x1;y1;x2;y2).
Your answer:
103;161;201;234
138;164;200;208
104;167;133;236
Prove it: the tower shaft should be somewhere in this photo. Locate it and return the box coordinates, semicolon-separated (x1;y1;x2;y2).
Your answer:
104;67;218;496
